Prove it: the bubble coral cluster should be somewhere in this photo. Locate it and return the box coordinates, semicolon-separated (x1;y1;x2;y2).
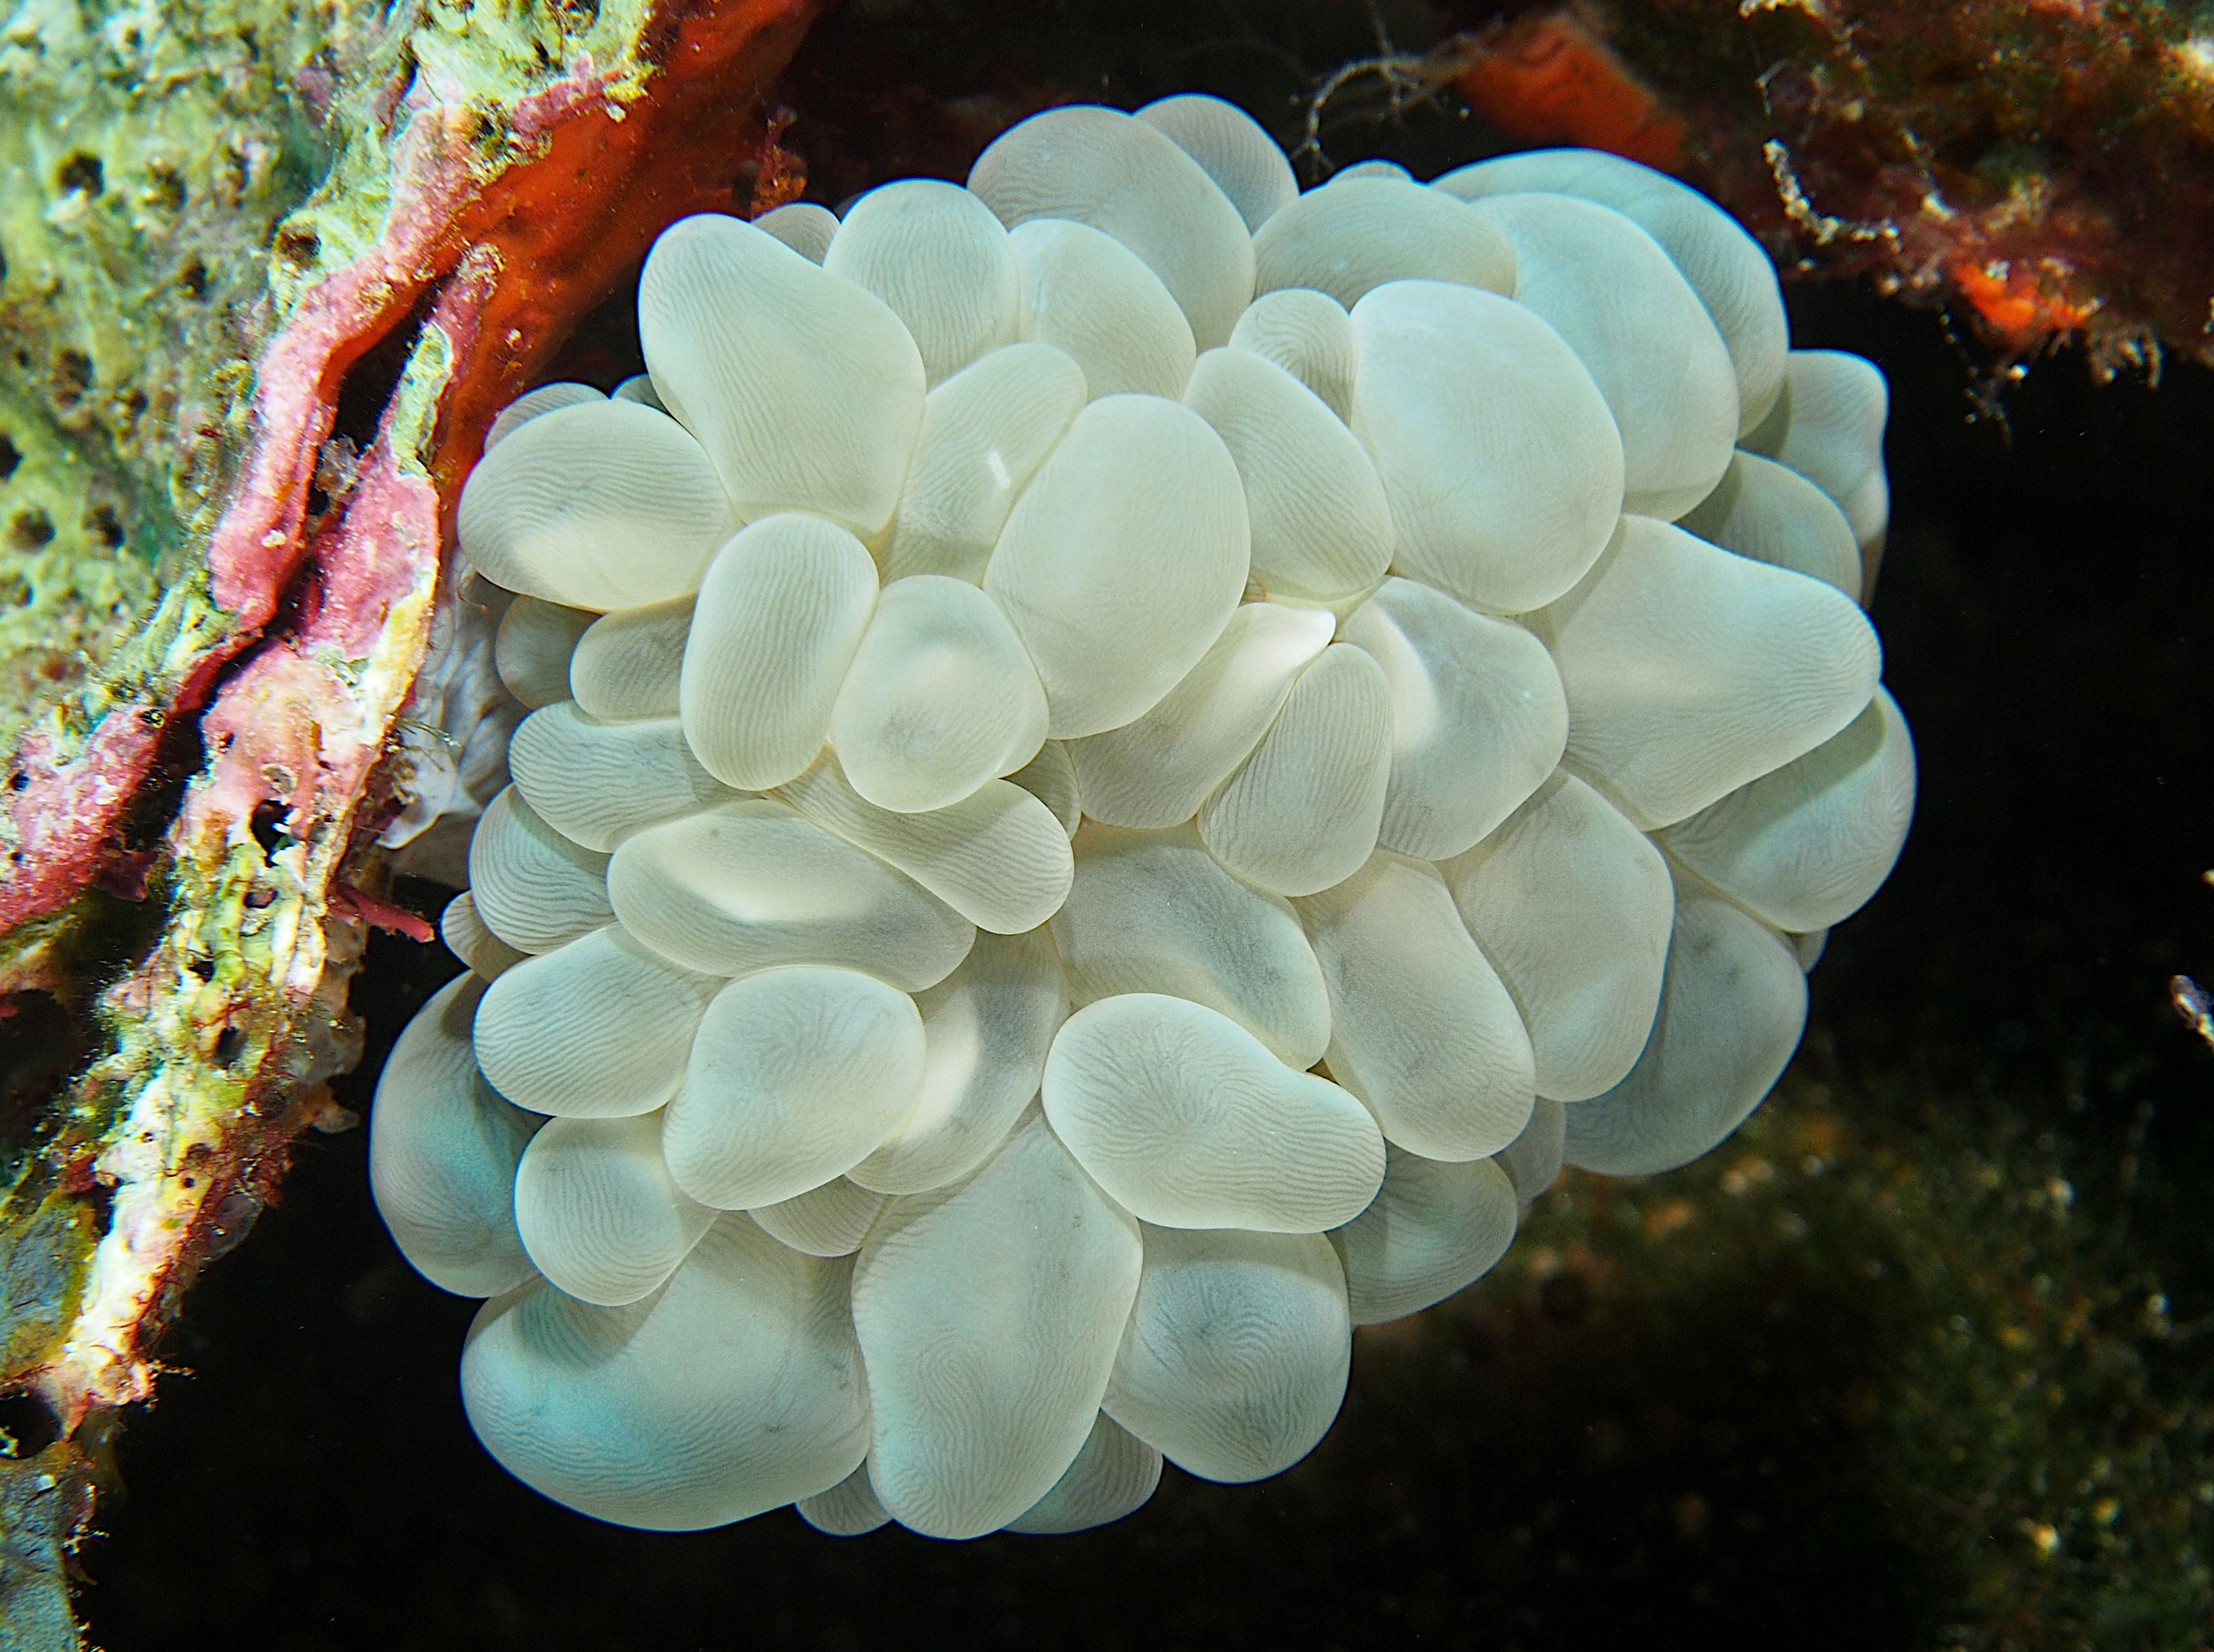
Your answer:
368;95;1914;1542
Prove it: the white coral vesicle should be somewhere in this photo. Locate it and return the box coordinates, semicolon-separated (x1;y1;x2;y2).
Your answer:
372;93;1914;1539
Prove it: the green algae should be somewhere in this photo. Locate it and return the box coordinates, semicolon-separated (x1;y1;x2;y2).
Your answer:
0;0;378;769
265;0;665;302
0;1195;92;1386
0;1447;81;1652
0;11;665;1642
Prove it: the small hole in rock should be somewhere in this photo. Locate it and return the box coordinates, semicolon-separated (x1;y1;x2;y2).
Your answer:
84;504;123;548
274;223;320;264
178;258;207;299
213;1026;244;1066
0;1392;63;1459
146;165;185;212
249;800;289;859
56;153;102;197
51;350;92;407
7;510;54;550
0;434;18;481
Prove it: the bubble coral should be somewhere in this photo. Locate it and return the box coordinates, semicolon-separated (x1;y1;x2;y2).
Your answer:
369;96;1914;1542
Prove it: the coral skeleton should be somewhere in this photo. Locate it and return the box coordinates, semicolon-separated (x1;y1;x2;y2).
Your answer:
369;96;1914;1542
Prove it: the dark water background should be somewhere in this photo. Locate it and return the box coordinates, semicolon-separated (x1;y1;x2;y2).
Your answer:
69;5;2214;1647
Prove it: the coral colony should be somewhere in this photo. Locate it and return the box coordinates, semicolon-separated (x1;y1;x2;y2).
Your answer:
369;96;1914;1540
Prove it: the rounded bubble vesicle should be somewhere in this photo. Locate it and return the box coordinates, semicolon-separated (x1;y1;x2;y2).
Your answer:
376;94;1914;1539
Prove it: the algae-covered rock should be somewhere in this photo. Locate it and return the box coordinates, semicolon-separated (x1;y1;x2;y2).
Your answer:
0;3;824;1641
0;0;364;770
